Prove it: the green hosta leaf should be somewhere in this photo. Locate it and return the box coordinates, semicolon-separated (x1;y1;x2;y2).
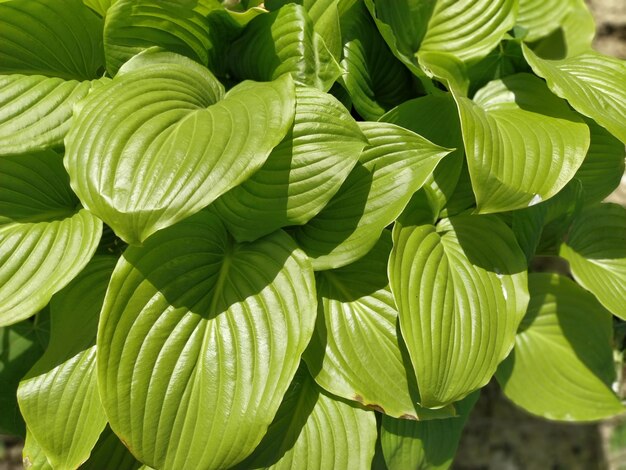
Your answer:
83;0;115;16
455;73;590;213
97;211;317;470
496;273;623;421
560;203;626;320
390;210;528;407
79;426;144;470
523;46;626;145
229;3;341;91
366;0;517;68
530;0;595;60
17;256;116;470
417;51;469;96
23;430;53;470
0;151;102;326
294;121;450;270
516;0;569;42
0;0;104;80
575;118;626;205
305;232;455;419
379;94;464;213
0;313;49;436
65;50;295;245
234;365;377;469
340;0;417;120
213;85;366;242
0;75;95;156
103;0;220;76
381;392;479;470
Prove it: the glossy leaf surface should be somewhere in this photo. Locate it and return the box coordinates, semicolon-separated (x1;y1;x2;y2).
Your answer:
97;211;317;469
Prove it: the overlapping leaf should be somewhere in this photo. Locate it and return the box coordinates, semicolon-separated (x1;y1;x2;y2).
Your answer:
97;211;317;470
390;206;528;407
83;0;115;17
365;0;517;73
380;94;464;213
213;85;367;242
381;392;478;470
79;427;146;470
560;203;626;320
0;151;102;326
103;0;221;76
516;0;569;42
17;256;116;470
0;75;95;156
455;73;590;213
65;50;295;244
524;46;626;145
305;232;455;419
234;365;377;469
496;273;623;420
0;313;49;436
229;3;341;91
293;121;450;270
339;0;417;120
0;0;104;80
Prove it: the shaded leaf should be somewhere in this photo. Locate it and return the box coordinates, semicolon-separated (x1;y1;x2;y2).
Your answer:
97;211;317;469
496;273;623;421
0;151;102;326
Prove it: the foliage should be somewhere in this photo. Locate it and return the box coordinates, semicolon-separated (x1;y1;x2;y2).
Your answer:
1;0;625;468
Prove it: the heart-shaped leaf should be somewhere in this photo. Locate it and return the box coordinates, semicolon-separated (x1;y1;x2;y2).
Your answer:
0;0;104;80
65;50;295;244
0;313;49;436
339;0;417;120
233;365;377;469
229;3;341;91
213;85;367;242
97;210;317;470
18;256;116;470
381;392;479;470
496;273;623;421
380;94;465;213
294;121;450;270
455;73;590;213
523;46;626;145
390;204;528;407
560;203;626;320
0;75;95;156
103;0;220;76
0;151;102;326
305;232;455;420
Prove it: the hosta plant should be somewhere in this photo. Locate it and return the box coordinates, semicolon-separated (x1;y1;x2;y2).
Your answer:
1;0;626;468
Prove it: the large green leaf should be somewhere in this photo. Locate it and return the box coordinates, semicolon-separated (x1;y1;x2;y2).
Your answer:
305;232;455;419
97;210;317;470
213;85;366;242
103;0;220;76
366;0;516;69
339;0;417;120
0;0;104;80
381;392;479;470
574;118;625;205
389;207;528;407
65;50;295;245
17;256;116;470
379;94;464;213
455;73;590;213
229;3;341;91
0;151;102;326
560;203;626;320
523;46;626;145
0;313;49;436
293;121;450;270
516;0;569;42
0;75;95;156
496;273;623;421
234;365;377;469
